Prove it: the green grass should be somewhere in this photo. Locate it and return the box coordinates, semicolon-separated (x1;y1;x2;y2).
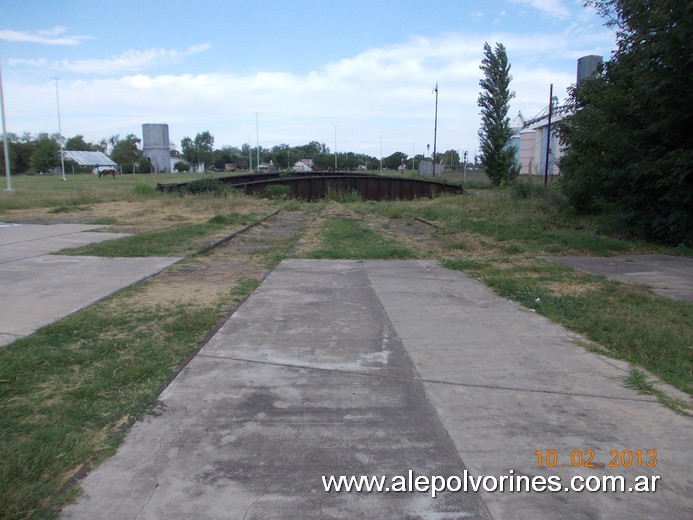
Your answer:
1;177;691;518
623;368;691;415
0;297;226;518
0;172;234;212
0;266;268;519
230;277;261;298
305;216;417;259
433;187;691;395
61;212;257;257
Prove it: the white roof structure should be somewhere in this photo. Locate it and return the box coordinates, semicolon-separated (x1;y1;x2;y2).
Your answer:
63;151;116;167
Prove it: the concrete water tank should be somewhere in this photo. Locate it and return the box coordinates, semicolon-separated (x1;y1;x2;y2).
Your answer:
142;123;171;173
577;55;603;85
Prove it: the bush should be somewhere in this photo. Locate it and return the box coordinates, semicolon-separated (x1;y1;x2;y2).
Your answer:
182;178;229;197
262;184;290;199
174;161;190;172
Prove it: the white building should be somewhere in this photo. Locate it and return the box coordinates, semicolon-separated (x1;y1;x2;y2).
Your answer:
518;108;569;176
293;159;314;172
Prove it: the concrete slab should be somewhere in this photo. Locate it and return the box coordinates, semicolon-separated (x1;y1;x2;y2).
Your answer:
540;254;693;302
63;260;692;520
0;223;181;346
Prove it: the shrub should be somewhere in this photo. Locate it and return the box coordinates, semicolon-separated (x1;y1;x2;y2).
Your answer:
182;178;229;197
262;184;290;199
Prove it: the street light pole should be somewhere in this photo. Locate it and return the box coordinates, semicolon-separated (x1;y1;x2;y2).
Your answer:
463;150;468;182
0;60;13;193
334;126;337;171
255;112;260;173
379;135;383;171
54;77;66;181
432;83;438;177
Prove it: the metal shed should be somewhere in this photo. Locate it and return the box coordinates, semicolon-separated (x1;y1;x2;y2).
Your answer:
62;151;117;173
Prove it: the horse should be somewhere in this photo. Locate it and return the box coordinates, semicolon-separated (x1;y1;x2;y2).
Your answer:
98;169;117;178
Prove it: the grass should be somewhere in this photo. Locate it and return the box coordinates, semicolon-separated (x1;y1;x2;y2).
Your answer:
426;186;691;395
1;175;691;517
0;172;234;213
61;212;257;257
623;368;691;415
0;293;227;518
304;216;417;259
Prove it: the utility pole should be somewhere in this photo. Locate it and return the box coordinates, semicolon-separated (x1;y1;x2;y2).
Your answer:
55;77;66;181
334;126;337;171
255;112;260;172
379;135;383;171
0;60;13;193
432;83;438;176
544;84;553;187
463;150;468;182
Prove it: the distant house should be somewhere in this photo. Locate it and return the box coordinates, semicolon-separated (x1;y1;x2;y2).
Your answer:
259;160;278;173
293;159;314;172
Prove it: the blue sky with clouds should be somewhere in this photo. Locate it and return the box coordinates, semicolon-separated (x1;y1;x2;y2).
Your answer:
0;0;615;158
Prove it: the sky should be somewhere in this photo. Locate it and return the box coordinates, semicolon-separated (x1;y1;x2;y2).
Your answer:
0;0;616;159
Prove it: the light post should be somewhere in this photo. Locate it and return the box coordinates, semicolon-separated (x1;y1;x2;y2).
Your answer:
55;77;66;181
0;60;13;193
463;150;468;182
255;112;260;173
379;135;383;171
432;83;439;177
334;126;337;171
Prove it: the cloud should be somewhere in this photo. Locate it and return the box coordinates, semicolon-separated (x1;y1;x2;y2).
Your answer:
13;44;212;75
509;0;571;19
3;31;612;156
0;26;91;45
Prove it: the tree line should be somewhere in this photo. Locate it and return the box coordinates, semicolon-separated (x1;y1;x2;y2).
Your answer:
0;130;471;175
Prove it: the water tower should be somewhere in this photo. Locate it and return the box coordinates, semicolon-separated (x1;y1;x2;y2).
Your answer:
142;123;171;173
577;55;603;85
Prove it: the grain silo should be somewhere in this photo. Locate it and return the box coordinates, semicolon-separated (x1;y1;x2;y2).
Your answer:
142;123;171;173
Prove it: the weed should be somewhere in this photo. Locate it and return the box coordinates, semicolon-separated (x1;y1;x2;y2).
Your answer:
305;216;416;260
623;368;691;416
323;183;362;203
133;182;156;196
262;184;290;199
230;278;261;298
181;178;229;197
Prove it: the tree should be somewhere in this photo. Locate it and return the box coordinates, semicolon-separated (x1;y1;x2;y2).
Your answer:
477;42;520;186
439;149;460;167
29;134;59;173
111;134;142;174
194;131;214;167
558;0;692;245
382;151;408;170
65;135;92;151
181;131;215;170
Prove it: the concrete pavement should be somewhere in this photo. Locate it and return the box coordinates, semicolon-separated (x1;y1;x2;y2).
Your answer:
540;254;693;302
62;260;692;520
0;223;181;346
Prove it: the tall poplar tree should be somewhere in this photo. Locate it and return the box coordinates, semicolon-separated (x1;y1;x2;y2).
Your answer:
477;42;520;186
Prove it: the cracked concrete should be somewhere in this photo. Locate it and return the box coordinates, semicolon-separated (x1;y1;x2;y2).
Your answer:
62;260;692;519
